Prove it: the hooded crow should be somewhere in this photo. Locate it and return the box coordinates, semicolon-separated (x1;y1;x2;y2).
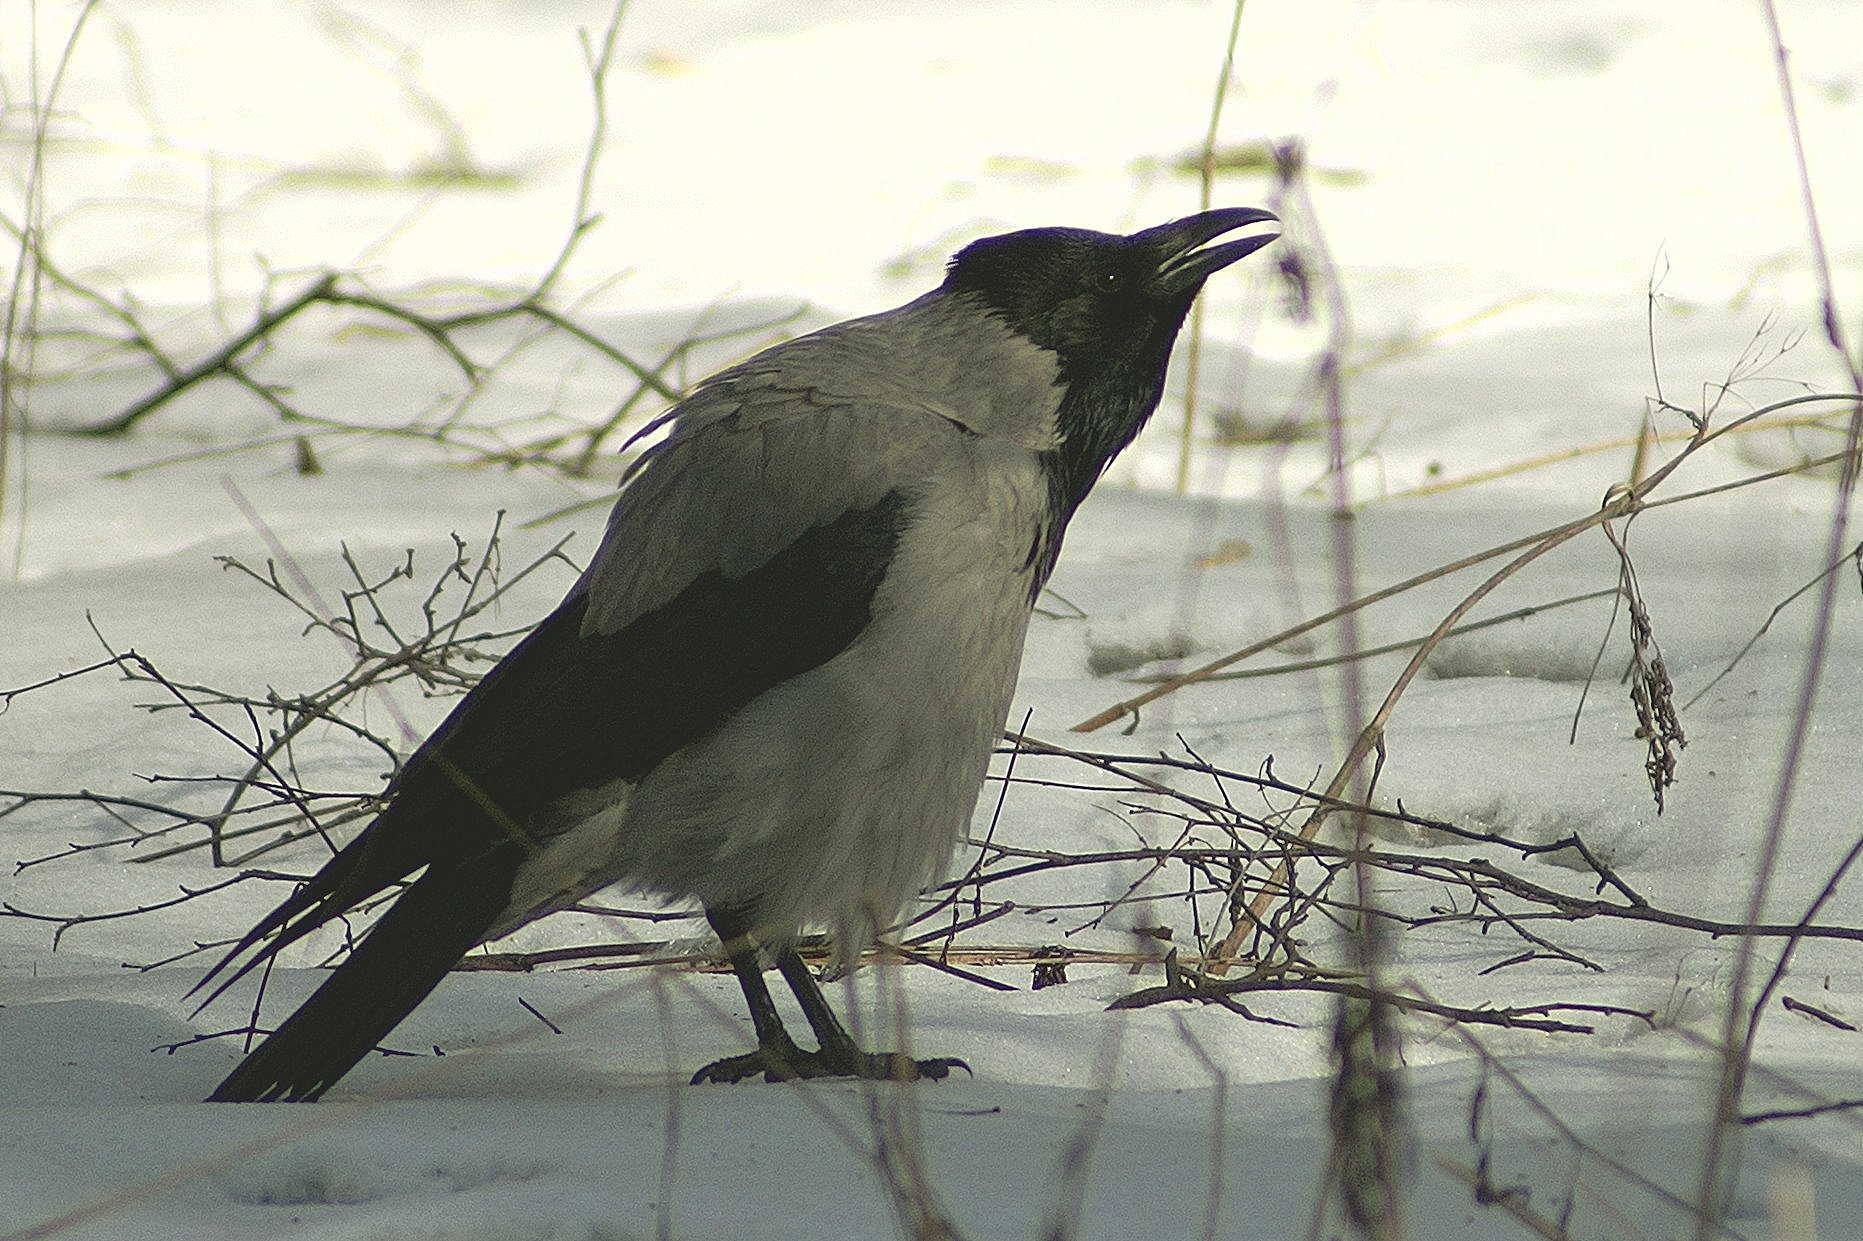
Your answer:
199;207;1280;1100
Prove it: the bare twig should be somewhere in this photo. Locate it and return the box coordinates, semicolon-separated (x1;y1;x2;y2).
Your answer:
85;272;339;435
1696;7;1863;1234
1;0;100;573
1174;0;1251;492
1076;390;1862;735
1111;970;1652;1036
1742;1098;1863;1126
1683;540;1863;711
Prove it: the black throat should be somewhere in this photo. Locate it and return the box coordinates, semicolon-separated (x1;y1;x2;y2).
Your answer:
1027;347;1175;591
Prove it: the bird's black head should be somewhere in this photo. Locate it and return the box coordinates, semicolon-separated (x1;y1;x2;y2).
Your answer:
942;207;1278;517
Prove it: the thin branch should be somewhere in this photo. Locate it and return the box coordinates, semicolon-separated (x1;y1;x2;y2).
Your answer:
84;272;338;435
1075;390;1862;734
1697;6;1863;1233
1174;0;1250;493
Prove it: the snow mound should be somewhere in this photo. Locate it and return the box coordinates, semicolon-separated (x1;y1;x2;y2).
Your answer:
1424;622;1604;683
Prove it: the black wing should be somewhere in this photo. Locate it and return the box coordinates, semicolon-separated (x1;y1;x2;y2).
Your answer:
200;489;908;1099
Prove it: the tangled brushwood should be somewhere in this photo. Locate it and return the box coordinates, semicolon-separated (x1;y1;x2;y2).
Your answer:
5;514;1860;1046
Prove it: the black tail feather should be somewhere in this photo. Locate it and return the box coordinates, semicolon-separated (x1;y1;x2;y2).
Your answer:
189;832;387;1010
207;857;515;1102
188;788;469;1008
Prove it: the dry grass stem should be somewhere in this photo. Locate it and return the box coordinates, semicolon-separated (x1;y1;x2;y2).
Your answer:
1694;6;1863;1234
1175;0;1251;493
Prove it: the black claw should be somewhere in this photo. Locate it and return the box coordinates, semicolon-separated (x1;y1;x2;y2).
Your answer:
915;1056;972;1081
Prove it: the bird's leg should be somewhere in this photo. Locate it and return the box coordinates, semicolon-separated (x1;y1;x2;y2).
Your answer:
691;906;813;1084
689;908;967;1084
771;946;968;1083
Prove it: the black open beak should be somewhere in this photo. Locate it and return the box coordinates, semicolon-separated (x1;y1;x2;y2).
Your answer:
1146;207;1281;294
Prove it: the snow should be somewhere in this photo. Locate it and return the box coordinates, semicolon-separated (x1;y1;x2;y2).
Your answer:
4;1;1862;1237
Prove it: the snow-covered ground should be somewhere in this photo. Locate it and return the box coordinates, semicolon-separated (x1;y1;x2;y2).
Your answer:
4;2;1862;1238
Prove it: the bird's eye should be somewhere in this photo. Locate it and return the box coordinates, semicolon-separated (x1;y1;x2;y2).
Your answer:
1097;269;1124;293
